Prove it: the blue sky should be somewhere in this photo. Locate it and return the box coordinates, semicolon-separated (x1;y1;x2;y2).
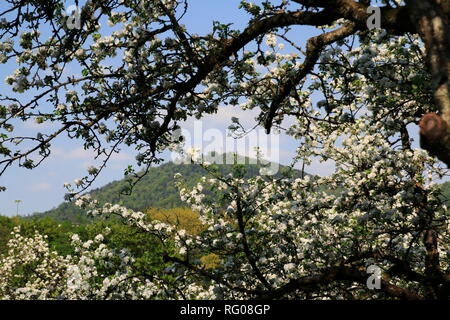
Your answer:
0;1;428;216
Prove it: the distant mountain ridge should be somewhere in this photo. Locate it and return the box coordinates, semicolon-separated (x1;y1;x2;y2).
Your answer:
26;156;450;223
31;155;303;223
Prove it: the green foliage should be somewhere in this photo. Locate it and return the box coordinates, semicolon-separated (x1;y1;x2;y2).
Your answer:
0;158;307;291
0;215;176;280
0;216;17;253
438;181;450;205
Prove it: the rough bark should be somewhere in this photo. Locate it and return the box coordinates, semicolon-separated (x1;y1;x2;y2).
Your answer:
406;0;450;167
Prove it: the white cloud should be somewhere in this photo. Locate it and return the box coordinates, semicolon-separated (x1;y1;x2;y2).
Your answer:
51;147;133;162
61;147;96;159
172;105;303;167
206;106;260;128
181;105;260;131
30;182;52;192
23;119;59;130
303;158;336;177
110;151;133;161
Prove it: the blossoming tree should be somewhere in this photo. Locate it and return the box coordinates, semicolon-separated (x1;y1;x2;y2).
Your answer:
1;0;450;299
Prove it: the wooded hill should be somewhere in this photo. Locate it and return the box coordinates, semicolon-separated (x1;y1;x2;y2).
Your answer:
30;155;302;223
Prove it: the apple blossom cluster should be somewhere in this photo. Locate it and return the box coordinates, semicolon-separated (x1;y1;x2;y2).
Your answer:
0;228;69;299
65;31;449;298
55;96;448;299
1;0;450;300
0;0;327;194
0;227;169;299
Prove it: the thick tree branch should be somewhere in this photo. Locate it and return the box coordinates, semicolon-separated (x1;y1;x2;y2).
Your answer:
264;22;357;133
295;0;417;34
407;0;450;168
257;266;422;300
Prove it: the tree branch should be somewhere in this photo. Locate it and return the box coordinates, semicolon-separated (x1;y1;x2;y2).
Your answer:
407;0;450;168
264;22;357;133
258;266;422;300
